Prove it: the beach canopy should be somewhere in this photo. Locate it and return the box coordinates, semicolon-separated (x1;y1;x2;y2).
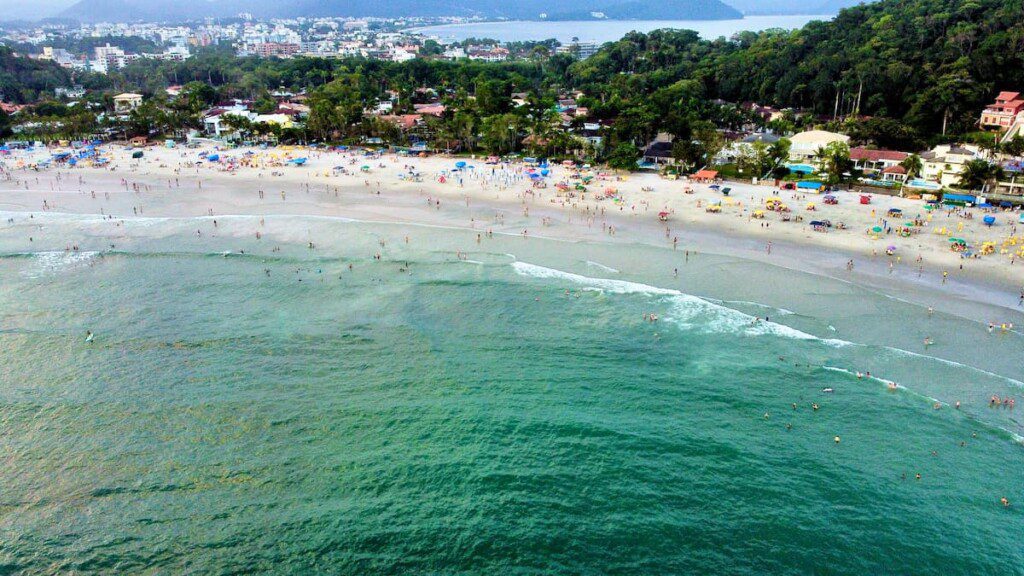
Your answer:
943;193;976;203
692;169;718;180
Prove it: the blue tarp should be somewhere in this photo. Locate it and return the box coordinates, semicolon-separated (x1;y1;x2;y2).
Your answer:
942;193;976;202
797;181;823;189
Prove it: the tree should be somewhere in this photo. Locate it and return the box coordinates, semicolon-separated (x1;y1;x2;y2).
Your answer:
957;159;1001;190
1001;135;1024;158
815;141;853;185
900;154;923;179
606;142;640;170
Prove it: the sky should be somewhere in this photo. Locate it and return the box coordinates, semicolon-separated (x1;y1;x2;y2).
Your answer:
0;0;76;20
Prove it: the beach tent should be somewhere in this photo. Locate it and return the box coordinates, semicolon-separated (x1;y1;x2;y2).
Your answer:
942;193;976;206
691;169;718;182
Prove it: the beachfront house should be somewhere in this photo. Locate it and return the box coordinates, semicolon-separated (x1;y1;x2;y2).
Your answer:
881;165;908;183
642;133;675;166
920;144;981;188
788;130;849;162
113;93;143;114
849;147;909;174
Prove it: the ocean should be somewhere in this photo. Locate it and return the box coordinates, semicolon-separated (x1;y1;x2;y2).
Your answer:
1;214;1022;574
408;15;831;44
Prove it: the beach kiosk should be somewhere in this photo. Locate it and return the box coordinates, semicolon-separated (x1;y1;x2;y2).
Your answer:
797;181;824;193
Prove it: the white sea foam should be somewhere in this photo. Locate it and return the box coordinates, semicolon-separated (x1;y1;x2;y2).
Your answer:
884;346;1024;389
20;250;99;279
511;261;850;345
715;299;796;316
823;365;906;390
585;260;620;273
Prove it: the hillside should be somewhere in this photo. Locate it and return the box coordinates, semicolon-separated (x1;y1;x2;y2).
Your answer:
59;0;741;22
723;0;872;15
568;0;1024;135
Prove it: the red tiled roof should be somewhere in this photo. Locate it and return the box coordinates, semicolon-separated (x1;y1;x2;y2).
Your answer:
850;147;909;162
996;91;1021;102
882;165;907;174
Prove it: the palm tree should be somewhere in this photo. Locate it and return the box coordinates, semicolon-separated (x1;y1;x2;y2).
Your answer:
957;159;998;190
900;154;923;179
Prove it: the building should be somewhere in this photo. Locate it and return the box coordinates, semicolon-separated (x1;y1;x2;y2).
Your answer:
113;93;143;114
556;40;599;59
642;133;675;165
881;165;908;183
251;43;300;58
40;47;75;67
787;130;850;161
849;147;909;173
55;85;86;99
980;91;1024;129
920;144;981;188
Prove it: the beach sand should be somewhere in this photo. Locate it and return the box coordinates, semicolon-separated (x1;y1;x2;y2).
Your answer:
3;145;1022;319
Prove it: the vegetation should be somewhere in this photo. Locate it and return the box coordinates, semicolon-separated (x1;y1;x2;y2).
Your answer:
4;0;1024;168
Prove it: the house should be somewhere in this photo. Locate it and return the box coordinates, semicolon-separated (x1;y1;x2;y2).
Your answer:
413;103;446;117
379;114;423;131
113;93;143;114
993;160;1024;198
849;148;909;172
881;165;908;183
980;91;1024;130
642;133;675;165
55;85;86;99
788;130;849;161
920;144;981;188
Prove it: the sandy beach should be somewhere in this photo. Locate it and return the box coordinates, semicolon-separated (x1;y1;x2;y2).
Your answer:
3;144;1022;319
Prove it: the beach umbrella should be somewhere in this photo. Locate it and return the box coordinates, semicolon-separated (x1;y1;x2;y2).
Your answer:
871;226;883;233
887;245;897;252
541;169;549;176
455;161;467;168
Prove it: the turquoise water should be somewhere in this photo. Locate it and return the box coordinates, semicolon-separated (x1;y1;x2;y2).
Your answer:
785;163;816;175
2;216;1023;573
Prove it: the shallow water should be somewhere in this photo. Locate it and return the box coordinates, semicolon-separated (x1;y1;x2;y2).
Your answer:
1;215;1023;574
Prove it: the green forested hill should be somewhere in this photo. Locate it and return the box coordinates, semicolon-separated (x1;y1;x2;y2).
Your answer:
571;0;1024;134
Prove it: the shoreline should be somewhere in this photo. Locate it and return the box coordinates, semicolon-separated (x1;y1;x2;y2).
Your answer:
2;145;1022;320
